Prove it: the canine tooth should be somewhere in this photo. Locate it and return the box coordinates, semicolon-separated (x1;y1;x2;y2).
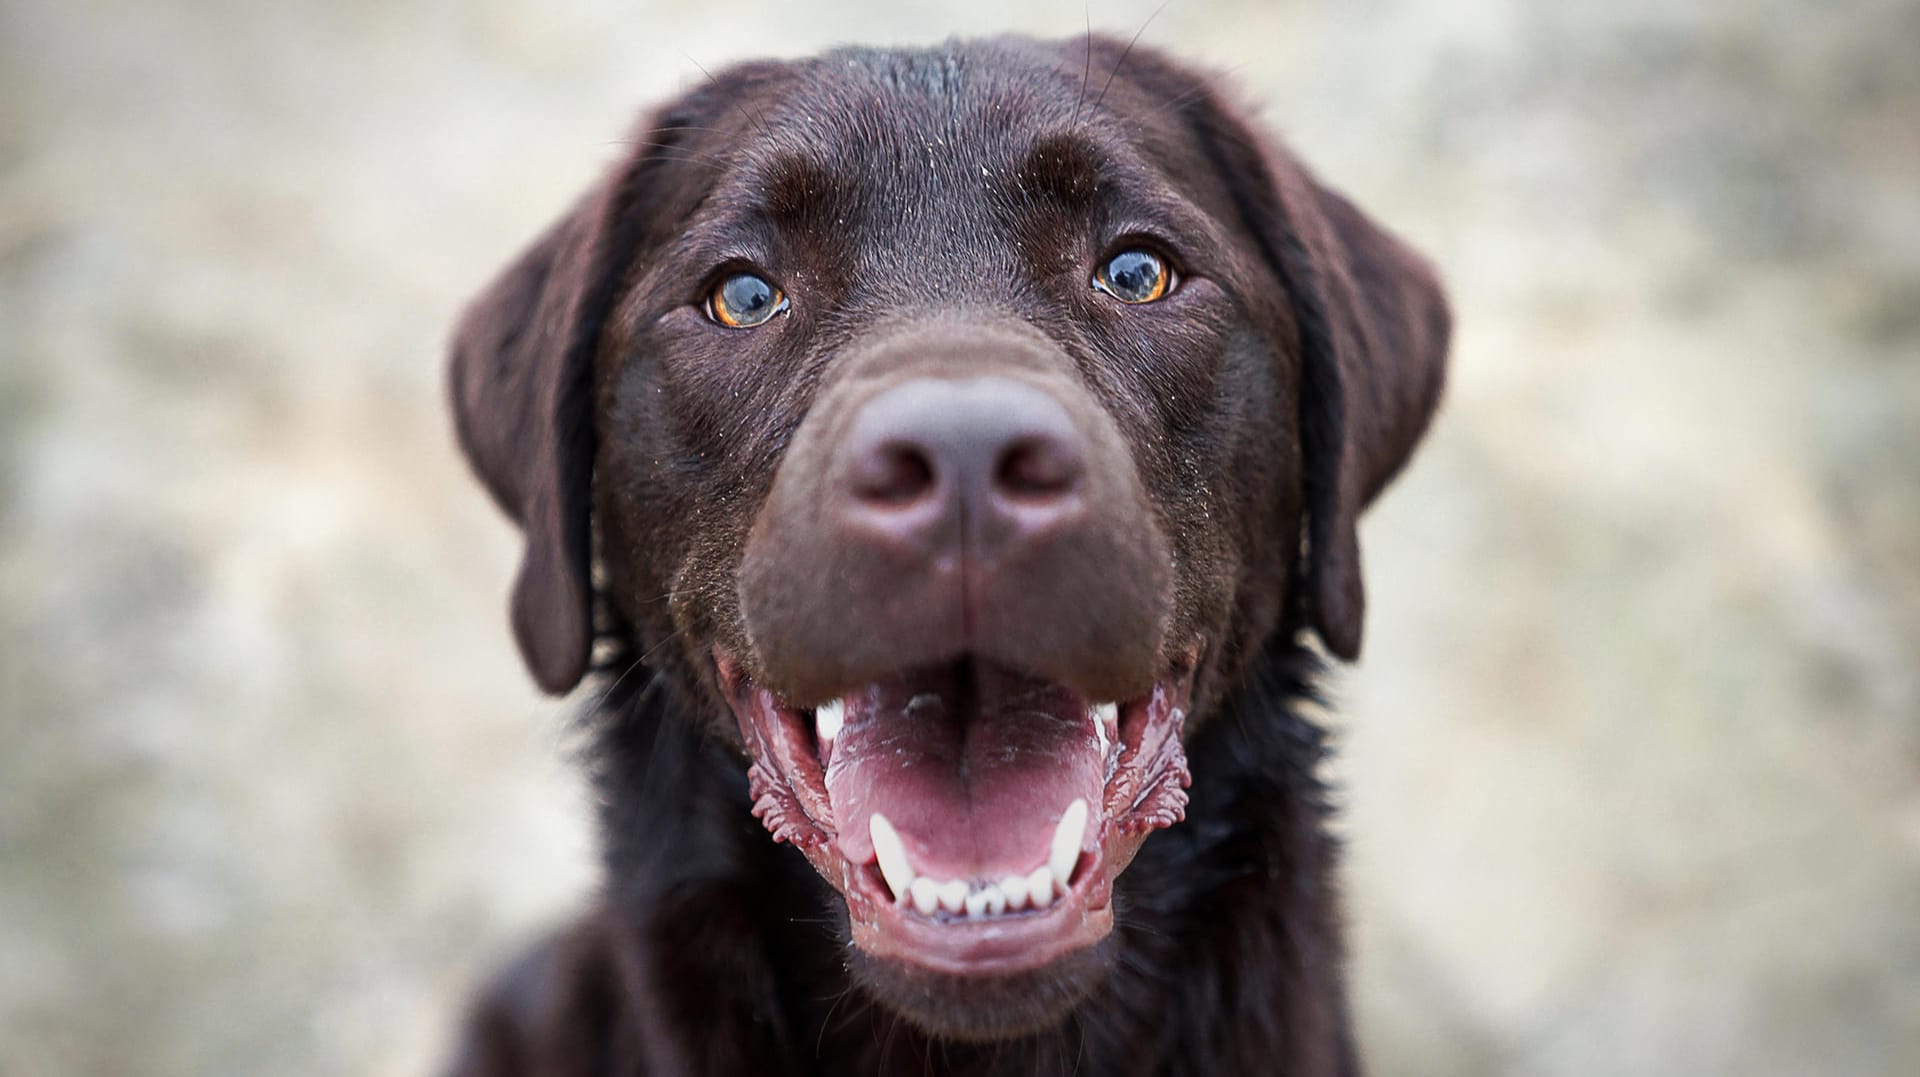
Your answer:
937;879;968;914
1049;798;1087;886
1000;874;1029;910
984;884;1007;916
815;698;845;743
964;889;990;918
869;813;912;903
1094;702;1118;755
1026;866;1055;908
910;877;939;915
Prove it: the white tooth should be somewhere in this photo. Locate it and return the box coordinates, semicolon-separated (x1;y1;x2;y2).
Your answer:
869;813;913;903
1094;702;1117;755
964;889;990;918
815;698;845;743
984;884;1007;916
1049;798;1087;887
1000;874;1029;910
910;877;939;915
937;879;968;914
1026;866;1054;908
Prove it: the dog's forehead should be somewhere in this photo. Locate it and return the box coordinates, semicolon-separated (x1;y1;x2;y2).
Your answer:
671;40;1222;292
715;41;1193;212
785;41;1085;149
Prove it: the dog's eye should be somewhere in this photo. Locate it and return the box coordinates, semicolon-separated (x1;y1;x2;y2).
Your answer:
1093;249;1172;304
707;272;788;328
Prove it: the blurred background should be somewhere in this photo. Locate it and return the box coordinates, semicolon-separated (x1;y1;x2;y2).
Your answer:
3;0;1916;1072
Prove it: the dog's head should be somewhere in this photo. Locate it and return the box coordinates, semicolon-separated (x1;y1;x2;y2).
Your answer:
450;37;1447;1040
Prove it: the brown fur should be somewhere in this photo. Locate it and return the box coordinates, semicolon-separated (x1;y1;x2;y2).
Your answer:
445;35;1448;1075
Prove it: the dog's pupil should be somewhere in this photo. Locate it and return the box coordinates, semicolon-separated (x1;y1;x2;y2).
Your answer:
1107;250;1162;300
723;274;772;316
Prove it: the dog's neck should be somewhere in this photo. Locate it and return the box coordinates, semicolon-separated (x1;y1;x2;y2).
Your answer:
583;639;1358;1075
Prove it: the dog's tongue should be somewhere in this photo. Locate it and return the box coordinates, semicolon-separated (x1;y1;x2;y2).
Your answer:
826;664;1105;881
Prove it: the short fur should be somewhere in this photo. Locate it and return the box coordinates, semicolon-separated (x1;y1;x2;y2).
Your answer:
444;35;1448;1076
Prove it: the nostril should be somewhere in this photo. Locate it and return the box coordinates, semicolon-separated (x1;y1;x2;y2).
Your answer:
994;436;1084;500
852;442;938;506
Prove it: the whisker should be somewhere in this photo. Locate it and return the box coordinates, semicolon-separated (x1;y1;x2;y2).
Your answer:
585;654;648;720
683;51;776;144
609;138;734;170
1071;14;1094;127
1124;77;1224;135
1090;2;1170;118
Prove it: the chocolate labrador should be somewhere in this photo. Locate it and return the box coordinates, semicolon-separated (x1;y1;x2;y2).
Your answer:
444;34;1448;1076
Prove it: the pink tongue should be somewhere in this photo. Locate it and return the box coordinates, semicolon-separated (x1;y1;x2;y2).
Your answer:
826;665;1105;881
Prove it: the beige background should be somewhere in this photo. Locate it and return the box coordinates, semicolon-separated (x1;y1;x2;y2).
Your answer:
3;0;1917;1073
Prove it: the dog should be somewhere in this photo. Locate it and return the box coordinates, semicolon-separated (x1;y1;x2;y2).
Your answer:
443;34;1448;1076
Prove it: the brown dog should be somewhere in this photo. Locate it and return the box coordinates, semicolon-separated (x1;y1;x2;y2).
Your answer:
445;35;1447;1076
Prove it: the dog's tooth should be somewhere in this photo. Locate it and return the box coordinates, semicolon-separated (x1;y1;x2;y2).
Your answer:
983;883;1007;916
815;698;845;744
1026;866;1055;909
869;813;913;903
1049;798;1087;887
909;877;939;916
1093;702;1117;756
937;879;968;914
964;889;990;918
1000;874;1029;910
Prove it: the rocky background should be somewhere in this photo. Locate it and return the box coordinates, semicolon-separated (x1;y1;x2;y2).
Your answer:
3;0;1916;1073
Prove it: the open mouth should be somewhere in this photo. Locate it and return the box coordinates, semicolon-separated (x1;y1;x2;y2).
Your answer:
715;650;1194;975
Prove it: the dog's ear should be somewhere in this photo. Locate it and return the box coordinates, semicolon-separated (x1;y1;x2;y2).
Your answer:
448;85;741;695
1279;173;1450;660
449;192;605;695
1134;51;1451;660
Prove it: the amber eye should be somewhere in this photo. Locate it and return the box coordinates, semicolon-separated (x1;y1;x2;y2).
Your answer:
707;272;787;328
1093;248;1172;304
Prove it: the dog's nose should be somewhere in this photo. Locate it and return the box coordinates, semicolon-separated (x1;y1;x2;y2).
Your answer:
839;377;1087;558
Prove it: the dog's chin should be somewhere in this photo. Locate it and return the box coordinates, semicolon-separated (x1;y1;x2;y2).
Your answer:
846;935;1118;1041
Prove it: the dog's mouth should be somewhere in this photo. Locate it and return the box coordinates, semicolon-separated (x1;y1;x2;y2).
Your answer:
716;649;1193;976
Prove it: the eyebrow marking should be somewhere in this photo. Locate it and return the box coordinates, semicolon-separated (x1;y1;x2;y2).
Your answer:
1016;133;1106;209
761;154;852;231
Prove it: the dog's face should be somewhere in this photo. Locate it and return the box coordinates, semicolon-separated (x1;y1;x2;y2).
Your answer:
451;37;1447;1040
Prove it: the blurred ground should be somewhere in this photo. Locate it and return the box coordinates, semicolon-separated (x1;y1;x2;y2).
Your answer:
2;0;1917;1073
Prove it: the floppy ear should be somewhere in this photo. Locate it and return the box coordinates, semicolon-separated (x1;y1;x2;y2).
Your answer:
451;63;786;696
448;123;683;694
1286;174;1450;660
449;189;610;695
1174;72;1451;660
